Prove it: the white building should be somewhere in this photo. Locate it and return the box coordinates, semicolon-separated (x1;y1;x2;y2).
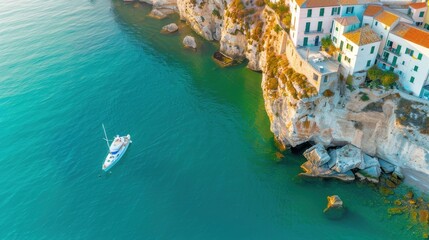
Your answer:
408;2;427;26
288;0;377;47
333;24;381;75
363;6;413;54
377;23;429;99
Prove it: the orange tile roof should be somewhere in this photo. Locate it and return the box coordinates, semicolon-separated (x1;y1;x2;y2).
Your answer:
296;0;378;8
374;10;399;27
391;23;429;48
364;5;383;16
343;25;381;46
409;2;427;9
300;0;339;8
335;16;360;26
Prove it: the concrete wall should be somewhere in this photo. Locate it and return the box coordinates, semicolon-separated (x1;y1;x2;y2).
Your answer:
283;37;338;93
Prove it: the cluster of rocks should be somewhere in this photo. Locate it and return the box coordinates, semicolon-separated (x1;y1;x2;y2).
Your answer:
300;144;402;183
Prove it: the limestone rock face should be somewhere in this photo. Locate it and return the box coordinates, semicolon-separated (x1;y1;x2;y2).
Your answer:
161;23;178;33
379;159;396;173
331;145;363;173
355;154;381;183
303;143;330;166
183;35;197;49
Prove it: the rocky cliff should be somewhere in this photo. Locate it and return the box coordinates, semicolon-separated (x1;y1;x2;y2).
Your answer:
144;0;429;177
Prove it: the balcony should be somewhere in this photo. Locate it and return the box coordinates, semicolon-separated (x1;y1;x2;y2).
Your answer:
377;55;398;68
384;47;401;56
304;29;324;35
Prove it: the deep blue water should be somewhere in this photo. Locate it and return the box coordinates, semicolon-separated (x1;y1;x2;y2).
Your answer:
0;0;420;239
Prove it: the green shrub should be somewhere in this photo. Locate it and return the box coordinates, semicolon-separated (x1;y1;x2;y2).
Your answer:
381;71;398;87
212;9;221;18
367;65;383;81
274;24;282;33
360;93;370;101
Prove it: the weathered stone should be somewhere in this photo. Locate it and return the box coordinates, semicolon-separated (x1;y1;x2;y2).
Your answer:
379;159;396;173
356;165;381;183
331;145;363;173
161;23;178;33
303;143;330;167
183;35;197;49
299;161;355;181
359;154;380;170
148;9;167;19
393;166;404;179
324;195;345;219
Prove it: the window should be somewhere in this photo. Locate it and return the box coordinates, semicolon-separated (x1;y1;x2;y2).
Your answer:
303;37;308;46
402;61;405;65
418;53;423;60
320;8;325;16
410;50;414;57
410;76;415;83
331;7;340;15
396;45;402;54
333;36;337;43
425;23;429;30
375;21;378;26
346;7;354;14
344;56;351;63
366;60;371;67
313;73;318;81
380;35;383;39
419;11;425;17
346;43;353;52
305;22;310;32
317;21;323;32
370;46;375;54
405;48;410;54
337;7;341;14
414;66;419;72
307;9;312;17
324;76;328;82
335;27;338;31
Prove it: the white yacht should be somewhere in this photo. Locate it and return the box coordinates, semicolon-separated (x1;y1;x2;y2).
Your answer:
102;124;132;171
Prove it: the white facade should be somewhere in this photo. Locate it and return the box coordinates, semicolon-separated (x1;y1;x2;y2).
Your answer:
332;25;380;75
378;27;429;98
289;2;341;47
408;5;427;25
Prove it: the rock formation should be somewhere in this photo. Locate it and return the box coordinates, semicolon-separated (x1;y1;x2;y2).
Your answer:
324;195;345;219
140;0;429;181
161;23;179;33
183;35;197;49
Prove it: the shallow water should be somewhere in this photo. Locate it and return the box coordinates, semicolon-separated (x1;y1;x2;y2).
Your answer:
0;0;421;239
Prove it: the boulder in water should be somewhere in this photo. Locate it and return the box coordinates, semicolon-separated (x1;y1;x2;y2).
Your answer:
303;143;330;166
324;195;346;219
356;154;381;183
148;9;167;19
161;23;178;33
183;36;197;49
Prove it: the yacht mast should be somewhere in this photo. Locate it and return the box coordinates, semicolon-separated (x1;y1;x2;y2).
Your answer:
102;123;110;149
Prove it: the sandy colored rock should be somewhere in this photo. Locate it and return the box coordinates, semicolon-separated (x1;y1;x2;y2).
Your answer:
161;23;178;33
148;9;167;19
183;35;197;49
331;145;363;173
303;143;330;166
324;195;345;219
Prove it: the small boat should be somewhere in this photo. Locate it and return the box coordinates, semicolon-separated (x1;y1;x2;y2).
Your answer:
101;124;132;171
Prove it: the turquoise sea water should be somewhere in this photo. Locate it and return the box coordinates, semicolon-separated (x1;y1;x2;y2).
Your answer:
0;0;422;239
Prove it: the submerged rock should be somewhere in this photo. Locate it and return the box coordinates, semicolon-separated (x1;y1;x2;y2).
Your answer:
161;23;178;33
331;145;363;173
148;9;167;19
183;36;197;49
324;195;346;219
303;143;330;166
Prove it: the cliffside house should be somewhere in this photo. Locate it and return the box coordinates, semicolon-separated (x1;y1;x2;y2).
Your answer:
288;0;376;47
377;23;429;99
408;2;427;26
332;23;381;75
